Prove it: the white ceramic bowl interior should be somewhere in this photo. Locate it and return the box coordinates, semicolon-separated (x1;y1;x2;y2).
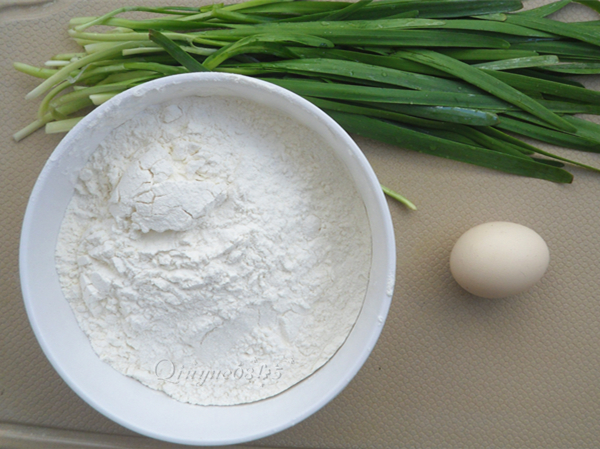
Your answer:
20;72;396;446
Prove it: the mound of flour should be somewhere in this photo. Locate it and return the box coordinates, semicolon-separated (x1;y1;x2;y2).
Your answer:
55;96;371;406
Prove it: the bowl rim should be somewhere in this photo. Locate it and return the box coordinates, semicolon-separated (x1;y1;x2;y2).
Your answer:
19;72;396;446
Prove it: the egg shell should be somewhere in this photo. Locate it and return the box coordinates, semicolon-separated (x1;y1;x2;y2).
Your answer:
449;221;550;299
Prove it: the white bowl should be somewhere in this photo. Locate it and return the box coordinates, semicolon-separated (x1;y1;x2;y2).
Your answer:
20;73;395;446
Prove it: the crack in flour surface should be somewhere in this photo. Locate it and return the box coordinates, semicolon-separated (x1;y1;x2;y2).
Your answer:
55;96;372;406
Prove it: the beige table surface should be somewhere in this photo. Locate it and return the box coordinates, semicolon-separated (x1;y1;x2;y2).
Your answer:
2;1;600;448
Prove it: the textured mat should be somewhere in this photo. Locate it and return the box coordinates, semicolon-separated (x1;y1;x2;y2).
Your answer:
1;1;600;447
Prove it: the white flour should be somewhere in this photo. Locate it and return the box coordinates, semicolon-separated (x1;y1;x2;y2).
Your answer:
55;96;371;406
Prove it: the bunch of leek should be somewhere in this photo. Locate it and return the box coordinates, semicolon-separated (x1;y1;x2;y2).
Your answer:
13;0;600;208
